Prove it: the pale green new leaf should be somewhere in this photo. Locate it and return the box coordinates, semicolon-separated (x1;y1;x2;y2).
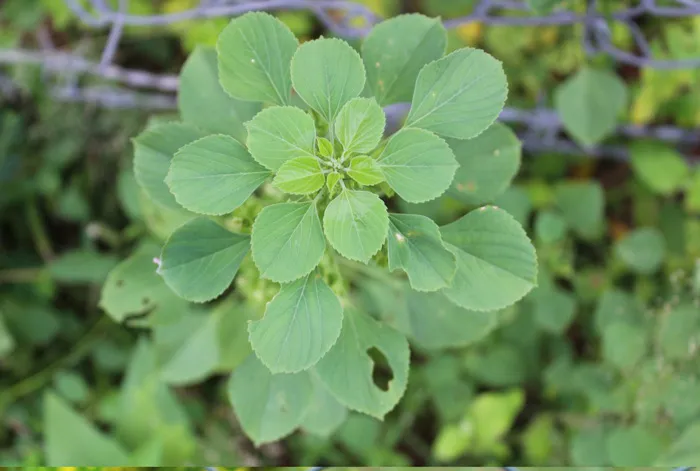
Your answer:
447;122;521;205
249;273;343;373
314;308;409;418
405;48;507;140
272;156;324;194
167;135;270;215
377;128;458;203
441;206;537;311
323;189;389;263
178;46;261;141
387;213;456;291
348;155;384;186
217;12;298;105
327;171;343;193
228;354;312;445
335;97;386;154
554;68;628;147
301;375;348;437
251;202;325;282
362;14;447;106
160;218;250;302
133;123;208;209
291;38;366;123
245;106;316;171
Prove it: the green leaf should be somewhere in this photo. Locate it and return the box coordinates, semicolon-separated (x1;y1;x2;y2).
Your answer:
554;181;605;240
387;213;456;291
468;389;525;452
251;202;325;282
0;317;14;358
133;123;208;209
327;171;342;193
335;97;386;155
178;46;261;141
570;425;609;466
290;38;366;123
317;136;334;158
314;308;409;419
630;141;689;195
348;155;385;186
594;289;645;333
166;135;270;215
447;122;521;205
217;12;298;105
655;423;700;465
615;227;666;274
45;392;131;465
323;189;389;263
48;250;117;284
535;210;568;244
228;354;312;445
441;206;537;311
362;14;447;106
533;283;577;334
657;302;699;360
272;156;324;194
249;273;343;373
602;322;647;370
405;48;507;140
554;68;628;147
607;425;663;466
245;106;317;171
160;218;250;302
377;128;458;203
301;375;348;437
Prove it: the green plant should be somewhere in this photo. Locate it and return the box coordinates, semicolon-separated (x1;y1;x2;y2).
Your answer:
117;11;537;445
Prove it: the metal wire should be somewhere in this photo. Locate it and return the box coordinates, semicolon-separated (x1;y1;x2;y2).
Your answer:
2;0;700;160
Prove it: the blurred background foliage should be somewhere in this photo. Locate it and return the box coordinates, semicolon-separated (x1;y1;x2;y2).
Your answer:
2;0;700;467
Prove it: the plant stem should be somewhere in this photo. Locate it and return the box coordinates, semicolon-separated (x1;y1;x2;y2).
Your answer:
0;267;44;284
25;200;54;260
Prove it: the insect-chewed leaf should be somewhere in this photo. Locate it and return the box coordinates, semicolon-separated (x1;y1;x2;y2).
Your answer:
167;135;270;215
362;14;447;105
348;155;384;186
160;218;250;302
387;213;456;292
249;273;343;373
447;122;521;205
227;354;312;446
405;48;507;140
440;206;537;311
133;123;208;210
178;46;261;141
314;308;409;419
335;97;386;155
377;128;457;203
323;189;388;263
554;67;627;147
251;202;325;283
291;38;366;123
245;106;316;171
217;12;298;105
273;157;324;194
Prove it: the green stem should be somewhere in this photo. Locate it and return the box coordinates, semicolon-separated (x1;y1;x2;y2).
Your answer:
0;267;44;284
25;200;53;260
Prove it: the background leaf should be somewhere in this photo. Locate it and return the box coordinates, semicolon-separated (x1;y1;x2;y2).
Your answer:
615;227;666;274
630;141;689;195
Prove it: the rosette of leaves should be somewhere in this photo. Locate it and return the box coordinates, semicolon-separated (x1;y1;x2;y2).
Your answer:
128;11;537;445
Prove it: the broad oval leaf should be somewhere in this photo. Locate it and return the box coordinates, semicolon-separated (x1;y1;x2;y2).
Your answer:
272;156;324;194
228;354;312;445
554;67;628;147
245;106;316;171
362;14;447;106
405;48;507;140
387;213;456;292
614;227;666;274
133;123;208;209
323;189;389;263
249;273;343;373
178;46;261;141
251;202;325;283
440;206;537;311
447;122;522;205
335;97;386;155
377;128;458;203
630;141;689;195
217;12;298;105
167;135;270;215
160;218;250;302
314;308;409;419
348;155;384;186
291;38;366;123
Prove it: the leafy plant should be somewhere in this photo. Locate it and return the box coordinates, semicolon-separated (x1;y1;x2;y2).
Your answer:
121;11;537;444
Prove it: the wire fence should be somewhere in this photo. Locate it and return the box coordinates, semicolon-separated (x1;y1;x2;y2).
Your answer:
1;0;700;161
